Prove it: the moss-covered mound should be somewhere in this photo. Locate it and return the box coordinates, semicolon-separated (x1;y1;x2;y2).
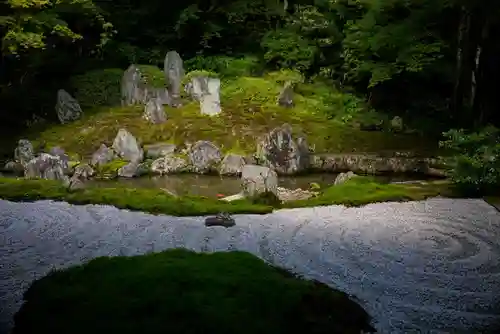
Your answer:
12;249;375;334
32;68;439;159
0;176;456;216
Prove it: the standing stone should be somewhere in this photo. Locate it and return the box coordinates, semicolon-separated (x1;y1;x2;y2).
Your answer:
14;139;34;167
256;124;310;175
112;129;143;162
188;140;222;173
91;144;115;166
164;51;184;107
55;89;83;124
241;165;278;197
143;98;167;124
219;154;246;176
189;76;221;116
49;146;69;171
121;65;170;106
24;153;68;182
277;82;294;108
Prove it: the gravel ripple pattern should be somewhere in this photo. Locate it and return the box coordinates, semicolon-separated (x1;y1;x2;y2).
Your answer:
1;198;500;333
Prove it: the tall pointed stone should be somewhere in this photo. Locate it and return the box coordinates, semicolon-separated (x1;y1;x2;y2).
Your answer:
164;51;184;107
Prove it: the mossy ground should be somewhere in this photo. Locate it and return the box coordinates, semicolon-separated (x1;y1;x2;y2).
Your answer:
28;71;440;159
12;249;374;334
0;176;457;216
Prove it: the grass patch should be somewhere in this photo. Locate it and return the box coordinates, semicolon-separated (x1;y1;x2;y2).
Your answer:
12;249;374;334
284;176;459;208
29;73;440;159
0;176;459;215
0;177;272;216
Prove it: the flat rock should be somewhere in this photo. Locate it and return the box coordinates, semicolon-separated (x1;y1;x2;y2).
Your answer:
204;213;236;228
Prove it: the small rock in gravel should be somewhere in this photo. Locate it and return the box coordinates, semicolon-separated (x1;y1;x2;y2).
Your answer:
204;212;236;228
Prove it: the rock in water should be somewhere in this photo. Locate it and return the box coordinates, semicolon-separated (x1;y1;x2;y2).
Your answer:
91;144;115;167
189;76;221;116
204;212;236;228
24;153;69;183
277;82;294;108
151;155;189;175
334;171;357;185
14;139;34;167
256;124;310;175
55;89;83;124
188;141;222;173
121;65;170;106
164;51;184;106
112;129;143;162
143;98;167;124
117;161;140;178
241;164;278;197
219;154;246;176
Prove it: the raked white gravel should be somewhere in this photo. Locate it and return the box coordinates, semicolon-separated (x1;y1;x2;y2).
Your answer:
1;198;500;333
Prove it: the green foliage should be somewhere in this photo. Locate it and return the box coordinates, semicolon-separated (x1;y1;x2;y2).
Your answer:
94;159;129;177
136;65;166;88
265;69;304;85
184;55;261;77
12;249;374;334
70;69;123;109
440;127;500;195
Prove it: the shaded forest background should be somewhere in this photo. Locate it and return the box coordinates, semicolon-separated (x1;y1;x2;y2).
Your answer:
1;0;500;193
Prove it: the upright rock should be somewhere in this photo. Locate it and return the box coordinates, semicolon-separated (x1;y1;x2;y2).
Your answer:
14;139;34;167
256;124;310;175
112;129;143;162
55;89;83;124
121;65;170;106
143;98;167;124
49;146;70;172
277;82;294;108
24;153;68;182
91;144;115;166
219;153;246;176
188;141;221;173
241;165;278;197
188;76;221;116
164;51;184;107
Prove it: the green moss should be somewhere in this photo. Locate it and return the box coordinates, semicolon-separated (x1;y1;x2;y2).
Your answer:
70;68;123;109
0;177;273;216
250;191;282;207
12;249;374;334
286;177;458;208
265;69;304;85
95;160;129;177
27;74;440;159
136;65;166;88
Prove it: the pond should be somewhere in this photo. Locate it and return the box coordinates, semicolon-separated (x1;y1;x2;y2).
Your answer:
89;173;434;198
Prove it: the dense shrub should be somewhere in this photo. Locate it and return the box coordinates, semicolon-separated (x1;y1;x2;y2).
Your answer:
440;126;500;194
70;69;123;109
184;55;261;78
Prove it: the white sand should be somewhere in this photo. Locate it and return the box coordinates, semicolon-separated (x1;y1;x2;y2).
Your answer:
1;198;499;333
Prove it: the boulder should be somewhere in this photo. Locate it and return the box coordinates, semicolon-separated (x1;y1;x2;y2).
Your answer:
151;155;189;175
3;161;24;175
73;163;95;179
112;129;143;162
334;171;357;185
204;212;236;228
188;141;222;173
121;65;170;106
255;124;310;175
390;116;403;132
277;82;294;108
144;143;177;159
219;154;246;176
55;89;83;124
24;153;69;182
164;51;184;106
188;76;221;116
117;161;140;178
241;164;278;197
91;144;115;166
14;139;34;167
143;98;167;124
48;146;70;172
